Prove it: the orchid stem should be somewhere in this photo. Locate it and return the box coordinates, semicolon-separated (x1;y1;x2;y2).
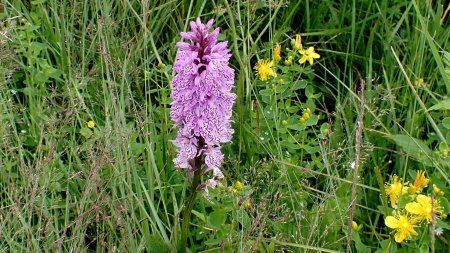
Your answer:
178;157;202;253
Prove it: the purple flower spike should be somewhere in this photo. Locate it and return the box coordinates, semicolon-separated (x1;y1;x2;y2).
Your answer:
171;18;236;183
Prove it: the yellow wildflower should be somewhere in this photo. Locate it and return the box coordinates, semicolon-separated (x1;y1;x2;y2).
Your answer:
291;34;302;50
385;175;407;208
254;59;277;81
274;43;281;62
87;120;95;128
299;47;320;65
385;212;418;243
234;181;244;191
405;194;442;223
411;170;429;193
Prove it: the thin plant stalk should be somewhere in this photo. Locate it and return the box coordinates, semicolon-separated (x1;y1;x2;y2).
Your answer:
178;155;203;252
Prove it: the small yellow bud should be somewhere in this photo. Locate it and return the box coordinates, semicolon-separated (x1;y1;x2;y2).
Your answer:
87;120;95;128
352;221;358;230
292;34;302;50
299;117;306;124
243;200;251;209
303;112;310;120
433;184;444;196
284;56;293;65
234;181;244;191
305;108;311;114
290;39;296;47
274;43;281;62
158;62;166;69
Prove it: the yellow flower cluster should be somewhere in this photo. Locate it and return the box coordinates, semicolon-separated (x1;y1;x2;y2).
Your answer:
385;175;408;208
229;181;252;209
384;171;445;243
299;108;311;124
231;181;244;195
254;33;321;81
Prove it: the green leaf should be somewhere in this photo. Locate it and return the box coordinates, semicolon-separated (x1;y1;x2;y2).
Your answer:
442;117;450;129
238;210;251;229
192;209;206;223
259;88;273;97
208;210;227;228
79;127;93;138
204;237;222;246
280;140;301;150
386;135;432;165
291;80;308;90
130;142;146;156
438;196;450;213
147;235;170;253
286;123;306;131
428;99;450;111
267;240;275;253
306;115;319;126
436;220;450;230
379;239;397;252
305;85;314;98
352;232;371;253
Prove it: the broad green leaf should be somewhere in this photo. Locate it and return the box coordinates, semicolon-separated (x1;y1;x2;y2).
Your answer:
280;140;301;150
438;197;450;213
442;117;450;129
192;209;206;223
291;80;308;90
79;127;93;138
428;99;450;111
352;232;371;253
208;210;227;228
305;85;314;98
436;220;450;230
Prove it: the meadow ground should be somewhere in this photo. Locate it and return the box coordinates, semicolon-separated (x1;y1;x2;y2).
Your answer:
0;1;449;252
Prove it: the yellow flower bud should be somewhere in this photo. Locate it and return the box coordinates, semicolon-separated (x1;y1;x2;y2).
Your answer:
243;200;251;209
303;112;310;120
87;120;95;128
234;181;244;191
433;184;444;196
299;117;306;124
352;221;358;231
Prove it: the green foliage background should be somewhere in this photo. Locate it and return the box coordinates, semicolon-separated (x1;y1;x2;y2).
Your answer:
0;0;449;252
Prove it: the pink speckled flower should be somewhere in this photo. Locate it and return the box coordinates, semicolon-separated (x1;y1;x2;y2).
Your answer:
171;18;235;181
